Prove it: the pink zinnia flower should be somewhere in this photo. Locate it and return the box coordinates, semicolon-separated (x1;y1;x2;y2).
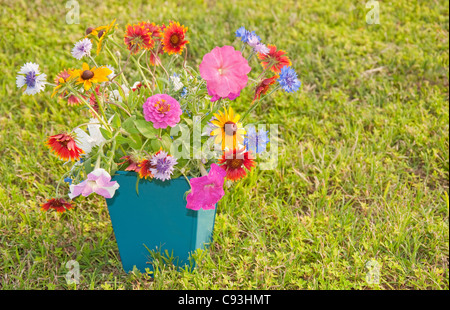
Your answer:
68;168;120;199
143;94;182;129
186;164;227;211
199;45;251;99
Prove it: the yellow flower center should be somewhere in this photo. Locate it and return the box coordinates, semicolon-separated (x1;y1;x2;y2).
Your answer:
155;99;171;113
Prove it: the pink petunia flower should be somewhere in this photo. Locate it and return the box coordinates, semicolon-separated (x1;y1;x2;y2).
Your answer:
207;84;240;103
143;94;182;129
199;45;251;99
186;163;227;210
68;168;120;199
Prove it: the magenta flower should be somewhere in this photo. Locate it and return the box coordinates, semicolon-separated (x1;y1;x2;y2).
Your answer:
186;164;227;210
143;94;182;129
68;168;120;199
207;84;240;103
199;45;251;99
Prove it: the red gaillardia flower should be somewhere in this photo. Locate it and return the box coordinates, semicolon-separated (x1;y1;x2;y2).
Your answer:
118;155;140;172
124;23;154;54
218;148;256;181
139;21;163;40
47;133;84;161
137;158;155;179
254;75;278;101
40;198;74;213
161;21;189;55
257;44;292;74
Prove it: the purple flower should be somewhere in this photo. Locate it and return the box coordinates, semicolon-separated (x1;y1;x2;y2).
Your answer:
186;164;227;210
150;150;177;181
68;168;120;199
71;38;93;60
16;62;47;95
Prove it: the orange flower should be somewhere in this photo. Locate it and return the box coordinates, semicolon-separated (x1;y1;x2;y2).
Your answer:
124;23;154;54
257;44;292;74
137;159;155;179
161;21;189;55
47;133;84;161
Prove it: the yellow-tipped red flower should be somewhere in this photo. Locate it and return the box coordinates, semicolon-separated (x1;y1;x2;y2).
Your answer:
40;198;74;213
161;21;189;55
257;44;292;74
47;133;84;161
218;148;256;181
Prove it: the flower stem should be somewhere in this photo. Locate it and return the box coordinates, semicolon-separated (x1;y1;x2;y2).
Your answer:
241;85;280;122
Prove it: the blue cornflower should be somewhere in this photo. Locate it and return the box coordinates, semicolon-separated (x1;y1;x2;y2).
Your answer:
277;66;301;93
16;62;47;95
64;177;73;185
244;126;269;154
236;26;261;44
236;26;247;39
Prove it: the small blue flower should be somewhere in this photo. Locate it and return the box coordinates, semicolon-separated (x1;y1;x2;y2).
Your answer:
244;126;269;154
236;26;247;39
277;66;301;93
236;26;261;44
180;87;188;98
64;177;73;185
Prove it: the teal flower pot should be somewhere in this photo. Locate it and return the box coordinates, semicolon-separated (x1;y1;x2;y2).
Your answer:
105;171;216;273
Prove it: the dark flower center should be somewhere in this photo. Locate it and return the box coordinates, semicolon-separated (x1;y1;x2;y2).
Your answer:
170;34;180;45
86;27;94;35
25;71;36;87
224;121;237;136
229;158;243;169
98;30;105;38
81;70;94;80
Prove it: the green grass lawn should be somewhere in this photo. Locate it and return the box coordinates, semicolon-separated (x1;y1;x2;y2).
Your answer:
0;0;448;289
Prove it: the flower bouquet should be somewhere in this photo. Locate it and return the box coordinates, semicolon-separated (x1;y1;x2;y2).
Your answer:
17;19;301;271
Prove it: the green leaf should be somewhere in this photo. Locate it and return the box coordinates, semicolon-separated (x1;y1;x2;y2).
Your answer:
122;116;139;134
161;134;173;152
151;139;163;152
135;119;158;139
128;133;142;150
111;114;121;129
83;158;93;175
99;127;112;140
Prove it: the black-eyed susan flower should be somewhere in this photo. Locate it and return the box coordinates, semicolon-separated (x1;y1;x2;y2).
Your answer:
69;63;112;91
86;19;117;55
210;106;246;150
